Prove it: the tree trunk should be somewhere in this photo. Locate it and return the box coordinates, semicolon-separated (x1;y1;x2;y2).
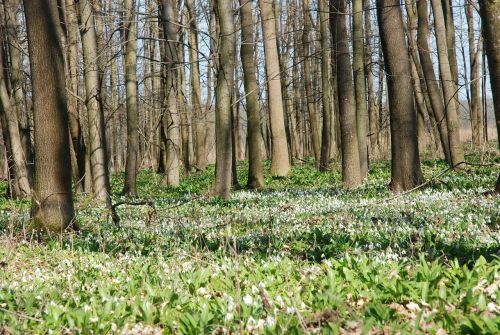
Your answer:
213;0;235;199
377;0;423;192
466;1;483;146
319;0;331;172
159;0;180;187
186;0;206;171
478;0;500;191
331;0;362;188
417;0;451;163
122;0;139;195
4;0;33;183
259;0;291;177
78;0;112;203
364;0;377;153
353;0;368;179
302;0;321;167
24;0;75;232
431;0;464;168
63;0;86;192
239;0;264;189
0;28;30;197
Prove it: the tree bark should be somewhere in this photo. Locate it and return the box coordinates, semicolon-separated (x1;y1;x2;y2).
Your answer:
259;0;291;177
466;1;483;146
319;0;331;172
186;0;206;171
63;0;86;192
331;0;362;188
0;23;30;197
417;0;451;163
213;0;235;199
431;0;464;168
78;0;112;204
122;0;139;195
24;0;75;232
478;0;500;190
302;0;321;167
364;0;377;153
377;0;423;192
239;0;264;189
159;0;181;187
353;0;368;179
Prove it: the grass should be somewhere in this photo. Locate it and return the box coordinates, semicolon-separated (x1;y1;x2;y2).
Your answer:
0;153;499;334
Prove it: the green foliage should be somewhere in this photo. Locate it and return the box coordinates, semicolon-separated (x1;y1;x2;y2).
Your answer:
0;156;499;334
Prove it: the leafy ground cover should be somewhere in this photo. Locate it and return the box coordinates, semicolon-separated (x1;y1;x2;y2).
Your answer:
0;153;499;334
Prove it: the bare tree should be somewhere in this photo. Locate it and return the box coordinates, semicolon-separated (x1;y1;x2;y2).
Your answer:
431;0;464;168
466;0;483;146
319;0;332;172
159;0;181;187
239;0;264;188
417;0;451;163
353;0;368;179
331;0;362;188
24;0;75;232
213;0;235;198
377;0;423;192
478;0;500;191
259;0;291;177
122;0;140;195
78;0;112;203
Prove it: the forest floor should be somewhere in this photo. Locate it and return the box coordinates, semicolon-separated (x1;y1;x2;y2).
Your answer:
0;149;499;334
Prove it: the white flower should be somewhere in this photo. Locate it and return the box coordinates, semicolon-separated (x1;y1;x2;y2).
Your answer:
227;297;235;312
266;315;276;327
243;294;253;306
225;312;234;322
90;316;99;323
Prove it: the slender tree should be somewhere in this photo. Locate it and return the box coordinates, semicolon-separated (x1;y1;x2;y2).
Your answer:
186;0;206;171
431;0;464;168
122;0;139;195
0;31;30;198
78;0;112;203
239;0;264;188
213;0;235;198
24;0;75;232
478;0;500;191
64;0;86;192
417;0;451;163
377;0;423;192
331;0;362;188
353;0;368;179
466;1;483;146
302;0;321;167
319;0;332;172
159;0;181;187
259;0;291;177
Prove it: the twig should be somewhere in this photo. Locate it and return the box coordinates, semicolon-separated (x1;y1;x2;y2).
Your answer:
0;307;42;322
